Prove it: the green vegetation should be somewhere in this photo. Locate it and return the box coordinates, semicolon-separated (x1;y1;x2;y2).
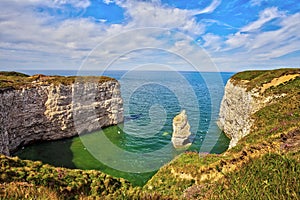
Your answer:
231;68;300;91
0;155;135;199
184;152;300;199
212;152;299;199
231;69;267;81
0;154;169;199
1;68;299;199
0;182;61;200
0;71;29;77
0;71;116;90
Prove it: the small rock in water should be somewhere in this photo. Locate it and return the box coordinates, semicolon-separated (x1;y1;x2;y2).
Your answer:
171;110;192;149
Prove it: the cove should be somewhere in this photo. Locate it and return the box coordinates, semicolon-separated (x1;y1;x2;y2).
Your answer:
14;124;229;186
14;70;233;185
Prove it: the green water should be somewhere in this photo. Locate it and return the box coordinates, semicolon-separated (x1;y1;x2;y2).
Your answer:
14;124;229;186
15;125;156;186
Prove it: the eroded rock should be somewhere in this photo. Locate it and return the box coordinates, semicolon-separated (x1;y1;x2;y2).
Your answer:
0;79;123;155
171;110;192;148
218;78;286;148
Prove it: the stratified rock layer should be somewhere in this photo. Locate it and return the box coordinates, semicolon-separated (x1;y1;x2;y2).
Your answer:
218;78;287;148
171;110;192;148
0;79;123;155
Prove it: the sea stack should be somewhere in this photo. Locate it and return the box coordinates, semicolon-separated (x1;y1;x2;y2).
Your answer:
171;110;192;148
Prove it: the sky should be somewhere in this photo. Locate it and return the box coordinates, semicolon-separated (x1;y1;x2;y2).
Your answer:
0;0;300;72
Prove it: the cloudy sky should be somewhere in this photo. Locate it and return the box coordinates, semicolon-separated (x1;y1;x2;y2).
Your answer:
0;0;299;72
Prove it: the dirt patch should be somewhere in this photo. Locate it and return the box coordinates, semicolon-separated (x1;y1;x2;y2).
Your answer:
261;74;300;93
280;129;300;152
183;184;210;199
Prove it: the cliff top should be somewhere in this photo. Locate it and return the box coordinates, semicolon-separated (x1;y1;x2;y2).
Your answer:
0;71;116;90
231;68;300;92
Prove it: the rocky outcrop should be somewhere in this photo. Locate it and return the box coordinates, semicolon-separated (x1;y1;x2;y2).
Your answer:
218;77;290;148
0;77;123;155
217;80;266;148
171;110;192;148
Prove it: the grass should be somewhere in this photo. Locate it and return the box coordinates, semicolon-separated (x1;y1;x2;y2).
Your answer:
0;154;135;199
143;152;226;197
211;152;300;200
1;68;300;199
231;68;300;91
184;152;300;199
0;71;29;77
0;182;61;200
0;71;116;90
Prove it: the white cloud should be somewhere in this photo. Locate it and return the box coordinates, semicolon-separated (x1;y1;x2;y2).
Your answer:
224;7;285;50
53;0;91;8
0;0;298;72
115;1;205;35
250;0;262;6
1;0;216;70
241;7;285;32
190;0;221;15
0;1;107;68
202;33;222;51
2;0;91;9
103;0;114;5
207;9;300;70
252;13;300;58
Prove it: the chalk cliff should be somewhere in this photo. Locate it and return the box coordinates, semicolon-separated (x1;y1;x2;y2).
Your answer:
217;80;265;148
0;73;123;155
218;70;300;148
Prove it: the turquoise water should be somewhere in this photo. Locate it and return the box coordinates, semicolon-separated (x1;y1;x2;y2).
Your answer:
15;70;233;185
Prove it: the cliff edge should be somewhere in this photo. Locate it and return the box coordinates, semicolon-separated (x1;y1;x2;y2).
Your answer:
0;72;123;155
218;68;300;148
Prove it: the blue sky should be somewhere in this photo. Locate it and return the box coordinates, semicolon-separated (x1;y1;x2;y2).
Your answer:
0;0;299;72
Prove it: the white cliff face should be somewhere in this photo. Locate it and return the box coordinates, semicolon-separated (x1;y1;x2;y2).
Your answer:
0;80;123;155
172;110;192;149
218;80;269;148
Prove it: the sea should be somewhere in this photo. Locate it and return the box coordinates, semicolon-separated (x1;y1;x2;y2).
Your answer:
14;70;234;185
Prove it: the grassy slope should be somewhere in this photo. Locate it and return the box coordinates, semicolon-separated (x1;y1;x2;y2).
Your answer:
0;69;300;199
0;155;135;199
